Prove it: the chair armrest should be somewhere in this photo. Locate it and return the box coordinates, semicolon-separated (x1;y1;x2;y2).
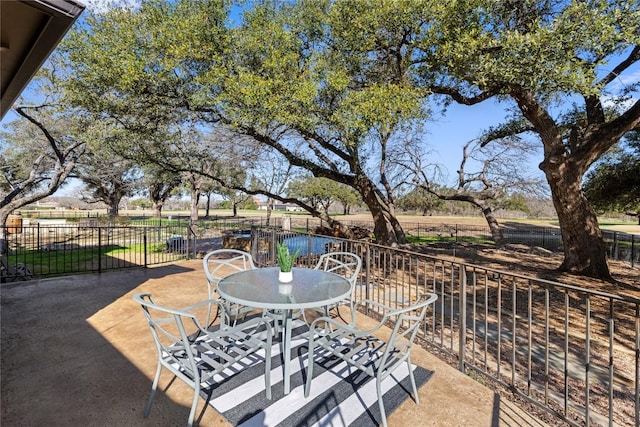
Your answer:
353;293;438;315
178;299;226;330
351;293;438;325
179;298;222;314
352;298;396;313
199;309;274;340
309;314;383;337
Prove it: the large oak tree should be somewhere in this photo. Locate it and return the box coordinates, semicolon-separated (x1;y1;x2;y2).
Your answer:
417;0;640;280
63;0;427;245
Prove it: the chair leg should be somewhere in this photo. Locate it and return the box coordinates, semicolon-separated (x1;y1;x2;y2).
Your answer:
144;364;162;418
264;341;272;400
407;359;420;404
206;303;212;328
304;344;315;397
319;306;332;334
376;377;388;427
187;385;200;427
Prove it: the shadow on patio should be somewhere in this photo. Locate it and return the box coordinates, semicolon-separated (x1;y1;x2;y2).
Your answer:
1;260;548;426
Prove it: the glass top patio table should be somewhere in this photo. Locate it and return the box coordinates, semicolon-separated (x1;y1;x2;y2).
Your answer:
217;267;351;310
217;266;350;394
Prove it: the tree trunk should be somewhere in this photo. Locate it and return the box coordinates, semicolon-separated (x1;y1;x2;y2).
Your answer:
482;206;504;245
190;191;200;223
349;177;408;245
106;190;123;218
265;199;273;226
152;201;163;218
386;210;408;244
205;193;212;218
107;203;119;217
433;192;505;245
0;211;9;256
509;87;617;281
545;166;613;281
360;188;395;245
316;211;355;239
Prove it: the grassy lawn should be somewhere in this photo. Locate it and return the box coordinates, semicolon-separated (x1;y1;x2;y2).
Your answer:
7;242;167;276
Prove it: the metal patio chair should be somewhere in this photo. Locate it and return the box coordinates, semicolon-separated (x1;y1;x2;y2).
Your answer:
202;249;256;326
304;293;438;427
133;293;272;427
311;251;362;321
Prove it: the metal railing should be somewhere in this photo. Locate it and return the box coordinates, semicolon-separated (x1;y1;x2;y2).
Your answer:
6;213;638;264
1;220;637;424
2;215;636;280
605;230;639;268
265;216;639;267
0;223;192;281
252;226;639;427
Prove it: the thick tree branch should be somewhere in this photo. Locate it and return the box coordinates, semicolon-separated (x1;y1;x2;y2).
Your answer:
430;86;501;105
14;107;64;161
598;45;640;87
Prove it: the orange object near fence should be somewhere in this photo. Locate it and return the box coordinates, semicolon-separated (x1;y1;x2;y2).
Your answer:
5;214;23;234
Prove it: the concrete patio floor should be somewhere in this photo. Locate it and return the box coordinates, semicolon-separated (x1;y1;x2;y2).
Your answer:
1;260;550;426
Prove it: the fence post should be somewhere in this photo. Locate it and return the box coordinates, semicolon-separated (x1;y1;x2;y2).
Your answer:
365;242;371;315
632;234;636;269
143;229;148;268
458;263;467;372
98;227;102;274
269;228;277;265
250;226;259;262
188;223;196;259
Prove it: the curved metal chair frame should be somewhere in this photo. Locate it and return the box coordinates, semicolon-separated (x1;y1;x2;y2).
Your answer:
312;251;362;321
202;249;256;326
134;293;272;427
304;293;438;427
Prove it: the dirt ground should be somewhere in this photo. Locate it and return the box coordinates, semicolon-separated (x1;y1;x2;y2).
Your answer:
239;210;638;294
407;240;638;296
337;213;640;297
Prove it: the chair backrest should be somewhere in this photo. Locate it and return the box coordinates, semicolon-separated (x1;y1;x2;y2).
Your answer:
134;293;208;384
380;293;438;366
314;251;362;291
203;249;256;299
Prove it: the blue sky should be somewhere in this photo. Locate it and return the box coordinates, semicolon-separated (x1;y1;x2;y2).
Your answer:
426;99;527;179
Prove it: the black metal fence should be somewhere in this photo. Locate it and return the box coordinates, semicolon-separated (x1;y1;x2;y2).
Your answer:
277;216;639;267
0;222;191;282
604;230;639;267
1;215;637;282
251;226;640;427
